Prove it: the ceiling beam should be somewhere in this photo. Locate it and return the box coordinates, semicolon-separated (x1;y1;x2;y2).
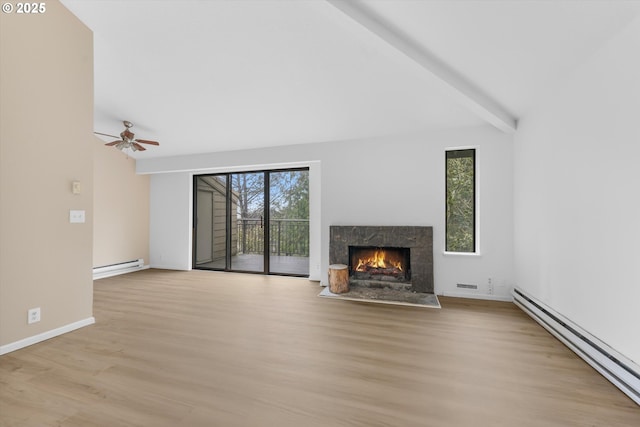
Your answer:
326;0;517;133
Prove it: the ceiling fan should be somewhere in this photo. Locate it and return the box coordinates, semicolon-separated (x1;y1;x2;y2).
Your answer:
95;120;159;152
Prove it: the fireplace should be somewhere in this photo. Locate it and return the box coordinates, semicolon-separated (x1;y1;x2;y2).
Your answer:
330;226;433;293
349;246;410;282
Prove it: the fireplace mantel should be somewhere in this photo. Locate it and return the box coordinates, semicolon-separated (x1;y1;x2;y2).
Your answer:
329;226;434;293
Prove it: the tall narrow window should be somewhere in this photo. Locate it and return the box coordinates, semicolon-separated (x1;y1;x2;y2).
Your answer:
446;149;476;253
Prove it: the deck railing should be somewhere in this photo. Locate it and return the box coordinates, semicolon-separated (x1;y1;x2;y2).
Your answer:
238;218;309;257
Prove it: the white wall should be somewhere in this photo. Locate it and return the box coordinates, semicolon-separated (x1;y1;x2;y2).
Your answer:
514;16;640;363
140;125;514;299
150;172;193;270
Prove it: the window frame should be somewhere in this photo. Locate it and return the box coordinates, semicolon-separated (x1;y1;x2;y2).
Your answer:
192;167;310;277
444;147;479;256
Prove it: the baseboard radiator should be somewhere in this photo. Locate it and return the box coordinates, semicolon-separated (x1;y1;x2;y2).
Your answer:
93;259;147;280
512;288;640;406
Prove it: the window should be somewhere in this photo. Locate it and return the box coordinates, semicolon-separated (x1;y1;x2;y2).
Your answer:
445;149;476;253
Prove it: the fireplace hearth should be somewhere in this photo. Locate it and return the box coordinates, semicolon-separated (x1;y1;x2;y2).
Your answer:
330;226;433;293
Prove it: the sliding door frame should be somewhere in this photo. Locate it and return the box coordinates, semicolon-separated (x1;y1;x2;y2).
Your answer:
192;167;309;277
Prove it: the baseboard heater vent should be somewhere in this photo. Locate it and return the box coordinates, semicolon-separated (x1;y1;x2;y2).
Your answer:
93;259;147;280
512;287;640;406
457;283;478;290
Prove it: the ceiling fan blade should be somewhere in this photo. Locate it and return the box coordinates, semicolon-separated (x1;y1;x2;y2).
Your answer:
135;139;160;146
95;131;120;139
105;140;121;146
132;142;147;151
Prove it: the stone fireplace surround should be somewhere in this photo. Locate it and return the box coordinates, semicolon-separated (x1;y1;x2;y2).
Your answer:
329;226;434;293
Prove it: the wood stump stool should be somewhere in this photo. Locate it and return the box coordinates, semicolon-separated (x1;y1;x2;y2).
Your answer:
328;264;349;294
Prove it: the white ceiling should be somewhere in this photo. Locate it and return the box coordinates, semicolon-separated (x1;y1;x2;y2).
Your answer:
61;0;640;159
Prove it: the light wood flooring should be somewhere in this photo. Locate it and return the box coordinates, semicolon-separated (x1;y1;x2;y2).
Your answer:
1;269;639;426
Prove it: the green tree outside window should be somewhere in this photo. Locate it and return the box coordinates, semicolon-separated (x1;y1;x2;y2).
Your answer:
446;149;476;252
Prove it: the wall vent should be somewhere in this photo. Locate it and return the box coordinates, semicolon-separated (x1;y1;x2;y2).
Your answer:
456;283;478;289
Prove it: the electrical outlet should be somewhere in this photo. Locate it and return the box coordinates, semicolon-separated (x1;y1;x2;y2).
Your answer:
28;307;41;324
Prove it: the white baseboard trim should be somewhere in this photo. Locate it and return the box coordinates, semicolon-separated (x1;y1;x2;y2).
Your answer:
440;291;513;302
93;259;148;280
0;317;95;356
512;287;640;406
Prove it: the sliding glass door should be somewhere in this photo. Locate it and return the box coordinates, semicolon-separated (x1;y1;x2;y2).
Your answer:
193;168;309;276
230;172;264;272
268;170;309;275
195;175;228;269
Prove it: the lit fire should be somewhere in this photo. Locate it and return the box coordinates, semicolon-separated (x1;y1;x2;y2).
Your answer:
354;249;403;272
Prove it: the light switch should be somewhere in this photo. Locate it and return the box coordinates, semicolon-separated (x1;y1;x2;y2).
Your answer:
69;210;85;223
72;181;81;194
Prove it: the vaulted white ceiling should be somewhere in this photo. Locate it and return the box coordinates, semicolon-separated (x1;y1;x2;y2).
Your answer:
61;0;640;159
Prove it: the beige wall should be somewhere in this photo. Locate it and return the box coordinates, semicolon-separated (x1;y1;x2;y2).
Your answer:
0;1;94;346
93;143;150;268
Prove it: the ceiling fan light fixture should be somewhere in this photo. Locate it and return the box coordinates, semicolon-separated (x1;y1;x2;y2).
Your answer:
95;120;159;153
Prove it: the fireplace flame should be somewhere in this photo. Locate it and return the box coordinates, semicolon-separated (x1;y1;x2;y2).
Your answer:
354;249;403;272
